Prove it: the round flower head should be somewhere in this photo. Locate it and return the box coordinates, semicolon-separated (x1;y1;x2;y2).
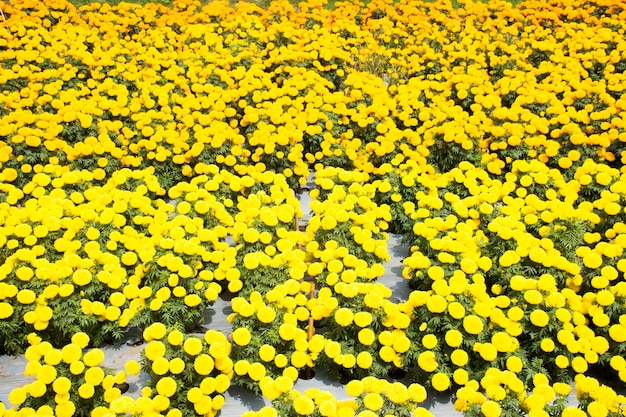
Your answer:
293;394;315;415
463;315;484;335
152;357;170;376
431;373;450;392
232;328;252;346
156;377;177;398
345;380;364;397
144;341;166;361
194;354;215;375
168;330;184;346
126;360;141;376
83;349;105;367
183;337;204;356
417;351;438;373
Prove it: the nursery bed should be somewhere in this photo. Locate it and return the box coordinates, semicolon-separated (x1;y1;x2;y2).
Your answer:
0;184;579;416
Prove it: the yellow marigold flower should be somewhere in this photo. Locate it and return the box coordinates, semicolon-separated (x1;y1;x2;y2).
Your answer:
447;302;466;319
16;266;34;281
463;315;484;335
28;380;47;398
70;361;85;375
408;383;428;403
427;266;445;281
537;337;554;352
156;377;177;398
165;330;183;347
453;368;469;386
184;337;204;356
293;394;315;415
358;329;376;346
232;328;252;346
499;250;520;267
84;367;105;386
187;387;204;404
445;329;463;348
52;376;72;394
571;356;588;373
321;215;337;231
524;290;543;305
44;349;62;366
555;355;569;369
144;341;166;362
363;392;384;411
72;268;93;286
525;394;545;411
270;354;287;369
334;308;354;326
346;380;364;397
291;351;308;368
379;345;397;363
417;351;438;373
431;373;450;392
451;349;469;367
194;354;214;376
354;312;373;327
259;344;276;362
505;356;523;373
422;334;438;350
583;252;603;269
234;360;250;376
356;351;373;369
257;306;277;324
83;349;105;367
590;336;609;355
481;400;501;417
183;293;202;308
426;295;447;314
596;290;615;307
530;310;550;327
152;357;169;376
8;387;27;406
318;399;337;417
587;401;609;417
2;167;18;182
391;334;410;353
475;343;498;361
145;322;167;341
125;360;141;376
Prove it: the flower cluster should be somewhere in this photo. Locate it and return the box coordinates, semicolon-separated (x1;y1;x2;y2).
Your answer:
305;168;391;288
228;281;312;393
140;323;233;417
243;378;432;417
5;333;128;417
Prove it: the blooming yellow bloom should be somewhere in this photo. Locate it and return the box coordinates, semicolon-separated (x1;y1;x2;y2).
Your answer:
83;349;105;367
463;315;484;335
445;330;463;348
293;394;315;415
334;308;354;327
84;367;105;386
431;373;450;392
417;351;438;373
232;328;252;346
184;337;204;356
194;354;215;376
481;400;501;417
358;329;376;346
346;379;364;397
156;377;177;398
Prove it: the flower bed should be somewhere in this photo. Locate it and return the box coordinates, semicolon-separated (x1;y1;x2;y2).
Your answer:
1;0;626;415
